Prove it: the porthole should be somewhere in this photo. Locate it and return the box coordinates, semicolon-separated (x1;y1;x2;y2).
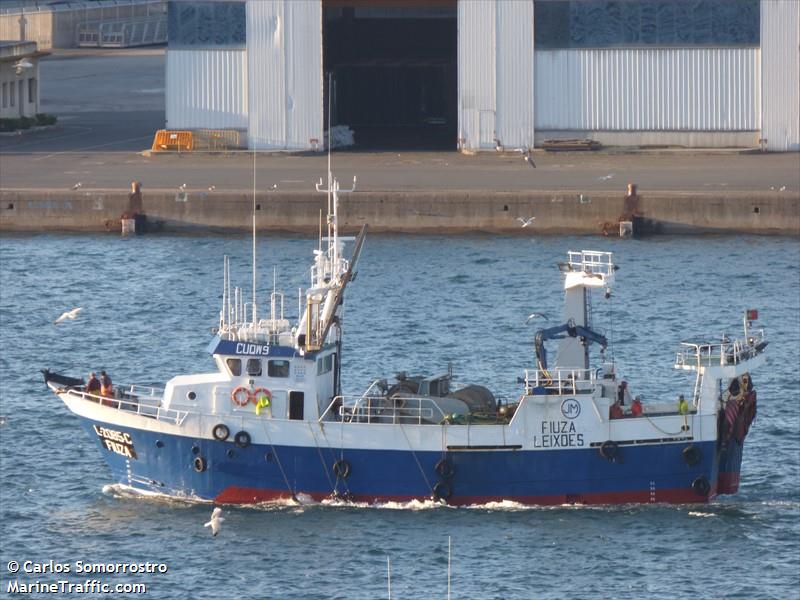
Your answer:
187;391;197;400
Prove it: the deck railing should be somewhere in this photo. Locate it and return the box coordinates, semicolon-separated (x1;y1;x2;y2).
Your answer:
523;367;598;395
68;385;187;426
675;330;766;369
567;250;615;277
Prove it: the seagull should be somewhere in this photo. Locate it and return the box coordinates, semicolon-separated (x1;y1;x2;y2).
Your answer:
517;148;536;168
204;507;224;537
779;186;787;191
0;416;7;427
494;138;504;152
525;312;549;324
208;185;215;192
597;174;615;181
179;183;187;191
54;307;83;325
271;184;278;190
72;182;82;190
516;217;536;228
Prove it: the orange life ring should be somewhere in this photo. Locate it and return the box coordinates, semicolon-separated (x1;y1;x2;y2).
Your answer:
251;387;272;406
231;386;251;407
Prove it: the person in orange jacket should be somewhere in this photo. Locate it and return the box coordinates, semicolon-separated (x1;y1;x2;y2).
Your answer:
100;371;113;396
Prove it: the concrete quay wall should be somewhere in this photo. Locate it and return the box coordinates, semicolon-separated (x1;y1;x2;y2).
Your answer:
1;189;798;235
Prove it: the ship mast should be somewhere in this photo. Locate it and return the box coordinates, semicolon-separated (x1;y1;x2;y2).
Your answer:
252;149;257;325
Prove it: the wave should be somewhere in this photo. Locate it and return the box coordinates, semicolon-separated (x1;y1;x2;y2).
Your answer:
688;511;717;518
101;483;211;505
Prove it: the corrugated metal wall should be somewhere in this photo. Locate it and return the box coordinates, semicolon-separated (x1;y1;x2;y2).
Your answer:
760;0;800;152
247;0;322;151
458;0;534;151
165;49;247;130
495;0;534;150
457;0;495;151
535;48;760;131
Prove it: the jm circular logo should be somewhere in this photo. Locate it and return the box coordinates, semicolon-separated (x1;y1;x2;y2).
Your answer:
561;398;581;419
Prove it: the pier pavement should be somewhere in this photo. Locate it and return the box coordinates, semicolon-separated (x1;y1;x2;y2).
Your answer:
0;48;798;234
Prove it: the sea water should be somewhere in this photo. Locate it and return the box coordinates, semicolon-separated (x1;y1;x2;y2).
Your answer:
0;233;798;599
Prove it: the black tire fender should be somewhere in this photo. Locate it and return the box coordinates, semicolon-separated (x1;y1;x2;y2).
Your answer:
433;481;452;501
212;424;230;442
435;458;456;480
692;475;711;497
599;440;618;461
683;445;702;466
234;430;251;448
332;459;351;479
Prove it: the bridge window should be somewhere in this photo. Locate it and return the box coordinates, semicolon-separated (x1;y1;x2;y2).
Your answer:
317;354;334;375
268;360;290;378
226;358;241;376
246;358;262;377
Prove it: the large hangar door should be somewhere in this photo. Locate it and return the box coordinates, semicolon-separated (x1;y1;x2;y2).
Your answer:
323;0;457;150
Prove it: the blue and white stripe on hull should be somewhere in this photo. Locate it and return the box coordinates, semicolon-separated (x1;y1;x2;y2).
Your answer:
79;415;721;506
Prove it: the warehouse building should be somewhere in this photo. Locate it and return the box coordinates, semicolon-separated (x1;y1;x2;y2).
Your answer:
165;0;799;152
0;40;43;119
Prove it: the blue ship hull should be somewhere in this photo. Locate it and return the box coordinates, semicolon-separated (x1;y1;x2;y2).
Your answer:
80;415;726;505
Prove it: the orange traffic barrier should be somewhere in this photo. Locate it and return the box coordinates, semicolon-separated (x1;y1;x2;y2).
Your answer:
151;130;194;152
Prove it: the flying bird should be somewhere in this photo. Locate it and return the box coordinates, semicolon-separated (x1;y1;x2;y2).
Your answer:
204;507;224;537
54;307;83;324
179;183;187;191
597;174;615;181
208;185;215;192
517;148;536;168
525;312;549;324
516;217;536;228
72;182;82;190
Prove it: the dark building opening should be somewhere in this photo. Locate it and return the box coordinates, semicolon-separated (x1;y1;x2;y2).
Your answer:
323;0;458;150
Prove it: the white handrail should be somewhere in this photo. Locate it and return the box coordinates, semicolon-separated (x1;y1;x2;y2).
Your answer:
67;387;187;426
523;367;597;394
675;330;766;368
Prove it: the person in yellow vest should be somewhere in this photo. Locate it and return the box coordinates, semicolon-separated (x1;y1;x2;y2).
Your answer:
678;394;689;431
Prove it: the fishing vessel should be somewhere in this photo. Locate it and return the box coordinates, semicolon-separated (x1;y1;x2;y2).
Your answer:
43;172;766;505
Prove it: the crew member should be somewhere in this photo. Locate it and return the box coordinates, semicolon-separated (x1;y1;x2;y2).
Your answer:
631;395;643;416
617;381;632;406
100;371;116;408
609;401;624;419
678;394;690;431
100;371;113;396
86;372;101;396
